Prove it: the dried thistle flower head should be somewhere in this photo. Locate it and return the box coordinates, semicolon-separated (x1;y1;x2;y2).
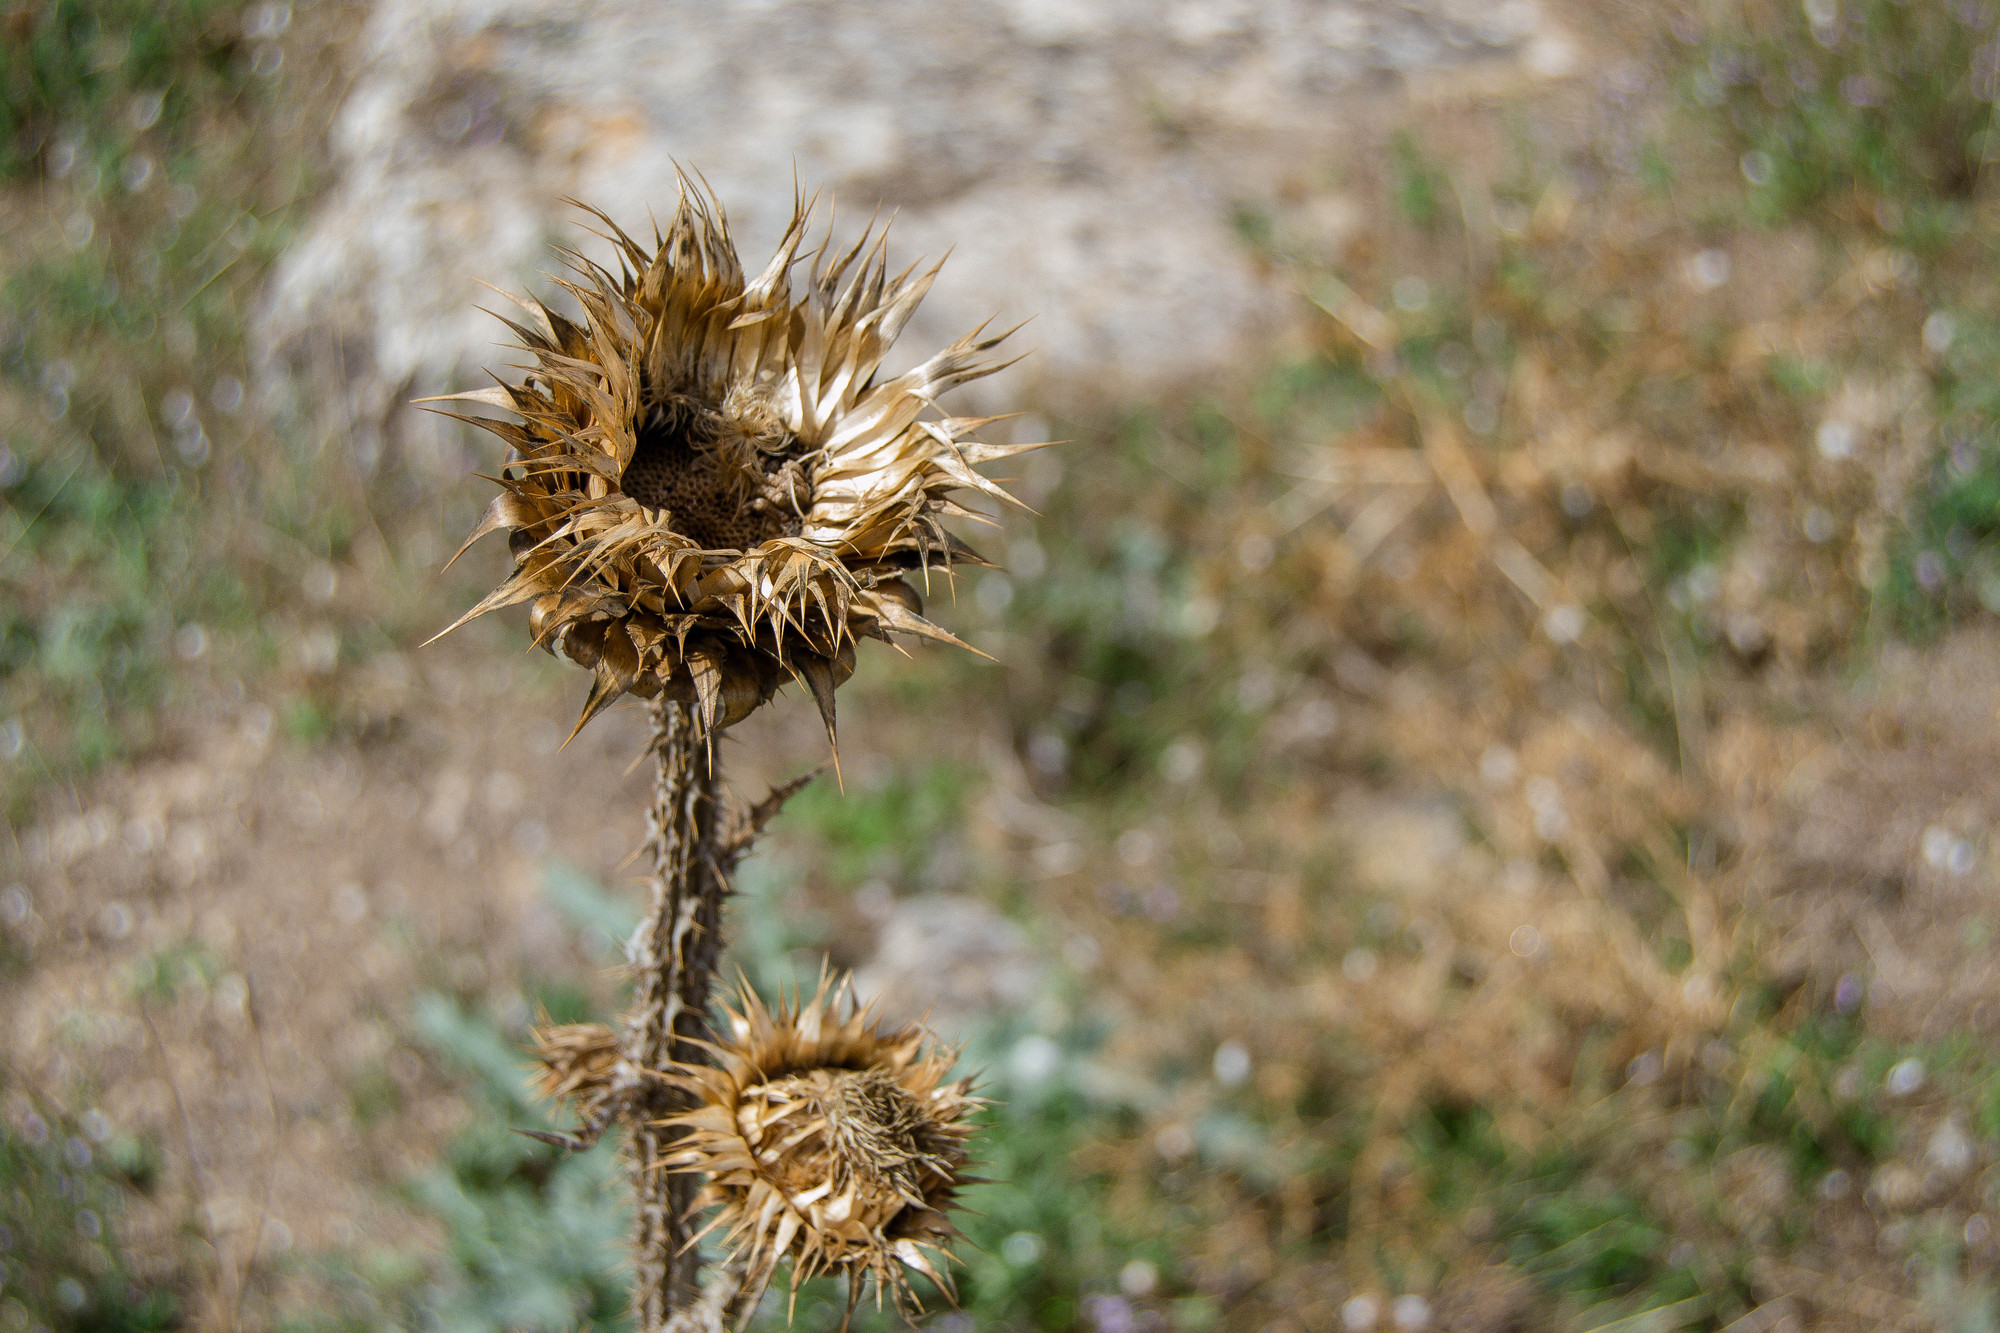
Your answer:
528;1019;626;1130
661;975;978;1321
427;176;1041;743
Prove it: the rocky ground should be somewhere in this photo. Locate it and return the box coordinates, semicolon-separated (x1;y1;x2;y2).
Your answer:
256;0;1579;471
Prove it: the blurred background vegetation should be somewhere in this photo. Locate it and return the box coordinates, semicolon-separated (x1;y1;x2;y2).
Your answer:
8;1;2000;1331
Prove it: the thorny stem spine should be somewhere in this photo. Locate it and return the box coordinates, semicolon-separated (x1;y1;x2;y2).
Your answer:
624;699;727;1329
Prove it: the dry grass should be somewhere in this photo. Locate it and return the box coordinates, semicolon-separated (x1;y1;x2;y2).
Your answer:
839;11;2000;1325
0;643;661;1327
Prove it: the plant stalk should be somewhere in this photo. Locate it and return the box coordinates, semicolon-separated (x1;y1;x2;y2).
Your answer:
623;698;728;1329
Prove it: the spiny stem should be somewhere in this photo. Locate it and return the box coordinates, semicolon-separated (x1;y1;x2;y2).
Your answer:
624;698;727;1328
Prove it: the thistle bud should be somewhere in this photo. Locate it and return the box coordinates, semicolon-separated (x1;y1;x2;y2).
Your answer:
660;976;978;1321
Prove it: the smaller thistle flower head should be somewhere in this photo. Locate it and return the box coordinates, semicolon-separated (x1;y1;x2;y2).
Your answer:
425;175;1044;746
660;974;978;1323
528;1019;627;1129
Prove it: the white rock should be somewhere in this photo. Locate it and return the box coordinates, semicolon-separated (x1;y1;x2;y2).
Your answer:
259;0;1574;458
852;893;1042;1037
1926;1115;1976;1179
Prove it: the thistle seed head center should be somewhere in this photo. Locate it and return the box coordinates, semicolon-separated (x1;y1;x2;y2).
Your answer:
619;395;807;551
764;1065;941;1204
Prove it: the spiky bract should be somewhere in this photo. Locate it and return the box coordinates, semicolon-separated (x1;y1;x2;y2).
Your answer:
660;976;977;1321
429;180;1039;743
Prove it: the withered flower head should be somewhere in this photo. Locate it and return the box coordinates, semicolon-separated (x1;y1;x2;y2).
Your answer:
427;177;1039;743
528;1019;626;1130
661;975;978;1321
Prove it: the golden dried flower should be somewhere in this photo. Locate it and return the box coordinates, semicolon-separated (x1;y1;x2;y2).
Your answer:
427;179;1039;743
660;975;978;1320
